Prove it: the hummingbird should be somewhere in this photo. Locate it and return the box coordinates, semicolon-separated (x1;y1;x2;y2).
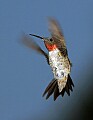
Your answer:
22;18;74;101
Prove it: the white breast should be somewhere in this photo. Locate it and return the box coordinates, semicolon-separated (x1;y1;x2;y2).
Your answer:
49;48;70;80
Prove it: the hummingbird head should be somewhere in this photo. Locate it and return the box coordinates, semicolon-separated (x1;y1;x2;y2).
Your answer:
29;34;57;51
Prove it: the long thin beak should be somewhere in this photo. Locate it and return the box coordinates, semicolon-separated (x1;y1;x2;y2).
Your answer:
29;34;44;40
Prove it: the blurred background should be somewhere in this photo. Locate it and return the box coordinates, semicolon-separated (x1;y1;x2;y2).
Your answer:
0;0;93;120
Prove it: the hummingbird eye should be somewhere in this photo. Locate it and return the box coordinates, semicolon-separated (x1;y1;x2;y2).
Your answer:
50;38;53;42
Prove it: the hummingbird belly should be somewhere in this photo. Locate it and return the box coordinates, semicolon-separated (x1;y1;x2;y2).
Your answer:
49;48;70;80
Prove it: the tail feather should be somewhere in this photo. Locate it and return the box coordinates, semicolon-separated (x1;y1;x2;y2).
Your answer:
54;84;60;100
65;85;70;96
46;80;57;99
42;79;56;97
68;80;73;91
43;74;74;101
61;88;65;97
60;74;74;97
68;74;74;87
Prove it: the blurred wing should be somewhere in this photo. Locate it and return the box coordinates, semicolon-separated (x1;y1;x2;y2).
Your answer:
21;35;49;64
48;18;68;56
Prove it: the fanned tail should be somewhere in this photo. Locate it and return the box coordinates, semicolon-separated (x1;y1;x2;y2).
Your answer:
43;74;74;101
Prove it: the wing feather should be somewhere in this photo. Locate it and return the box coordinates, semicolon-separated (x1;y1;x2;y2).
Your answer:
21;34;49;64
48;18;68;56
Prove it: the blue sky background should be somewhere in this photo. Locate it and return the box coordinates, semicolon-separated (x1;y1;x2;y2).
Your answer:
0;0;93;120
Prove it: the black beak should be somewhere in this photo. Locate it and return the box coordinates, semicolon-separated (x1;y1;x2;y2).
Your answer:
29;34;43;40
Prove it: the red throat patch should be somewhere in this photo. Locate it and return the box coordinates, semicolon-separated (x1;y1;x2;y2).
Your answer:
45;43;57;51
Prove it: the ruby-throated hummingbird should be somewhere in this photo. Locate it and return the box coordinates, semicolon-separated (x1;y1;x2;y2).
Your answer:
22;18;74;101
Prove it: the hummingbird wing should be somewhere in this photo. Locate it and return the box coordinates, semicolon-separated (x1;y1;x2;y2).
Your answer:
48;18;68;56
21;35;49;64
